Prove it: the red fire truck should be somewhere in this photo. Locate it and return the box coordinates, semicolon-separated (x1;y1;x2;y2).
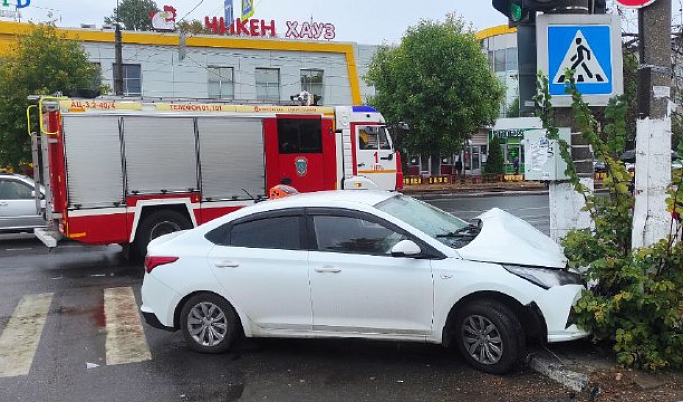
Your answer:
27;97;403;256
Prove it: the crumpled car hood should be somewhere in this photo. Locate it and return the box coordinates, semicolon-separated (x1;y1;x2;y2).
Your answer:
457;208;568;269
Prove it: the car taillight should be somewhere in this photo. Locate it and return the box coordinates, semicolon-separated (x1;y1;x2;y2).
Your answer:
144;256;179;274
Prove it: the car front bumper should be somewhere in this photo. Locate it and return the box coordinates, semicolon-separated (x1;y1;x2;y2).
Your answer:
533;284;590;343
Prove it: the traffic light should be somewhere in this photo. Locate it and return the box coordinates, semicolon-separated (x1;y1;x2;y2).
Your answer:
492;0;530;26
524;0;564;11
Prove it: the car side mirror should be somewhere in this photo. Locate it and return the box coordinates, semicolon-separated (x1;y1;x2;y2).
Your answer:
390;240;422;258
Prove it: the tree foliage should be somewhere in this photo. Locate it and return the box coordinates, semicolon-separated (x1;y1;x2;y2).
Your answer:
104;0;158;31
177;20;212;35
0;24;102;169
537;74;683;371
365;15;504;156
485;137;504;175
507;97;520;118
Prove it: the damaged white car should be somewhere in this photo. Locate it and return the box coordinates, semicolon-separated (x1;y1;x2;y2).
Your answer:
141;191;588;374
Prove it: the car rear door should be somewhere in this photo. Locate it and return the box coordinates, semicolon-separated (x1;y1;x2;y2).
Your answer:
307;208;434;336
207;209;312;332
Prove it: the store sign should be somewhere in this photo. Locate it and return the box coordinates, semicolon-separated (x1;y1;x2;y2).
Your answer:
491;129;526;139
204;17;336;40
615;0;658;8
285;21;335;40
0;9;20;18
151;5;177;32
205;17;276;37
1;0;30;9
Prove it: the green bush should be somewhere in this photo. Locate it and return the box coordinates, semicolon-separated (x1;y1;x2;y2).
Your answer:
537;74;683;371
485;137;504;175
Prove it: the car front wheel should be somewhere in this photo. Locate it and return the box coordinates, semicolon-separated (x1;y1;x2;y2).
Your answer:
454;301;525;374
180;293;240;353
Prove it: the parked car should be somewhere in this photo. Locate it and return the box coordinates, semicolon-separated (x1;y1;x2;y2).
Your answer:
620;149;681;175
0;174;46;233
141;191;587;374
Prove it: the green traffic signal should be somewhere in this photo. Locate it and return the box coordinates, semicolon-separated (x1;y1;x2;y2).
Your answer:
510;2;523;22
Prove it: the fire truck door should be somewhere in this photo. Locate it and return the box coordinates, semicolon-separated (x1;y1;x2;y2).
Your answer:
265;116;336;193
354;124;396;190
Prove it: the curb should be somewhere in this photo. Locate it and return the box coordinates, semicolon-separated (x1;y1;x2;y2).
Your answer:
407;190;550;200
528;354;590;393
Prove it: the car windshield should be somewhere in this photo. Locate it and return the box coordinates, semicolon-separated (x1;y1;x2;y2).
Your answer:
375;195;471;247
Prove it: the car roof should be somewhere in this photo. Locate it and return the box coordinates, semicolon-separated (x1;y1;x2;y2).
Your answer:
219;191;398;222
265;190;397;209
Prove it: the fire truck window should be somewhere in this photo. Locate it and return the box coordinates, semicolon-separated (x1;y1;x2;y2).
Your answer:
359;127;378;150
278;119;322;154
379;127;392;150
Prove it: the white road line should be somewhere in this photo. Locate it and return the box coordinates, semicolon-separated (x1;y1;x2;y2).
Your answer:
4;248;34;252
0;293;54;377
104;287;151;366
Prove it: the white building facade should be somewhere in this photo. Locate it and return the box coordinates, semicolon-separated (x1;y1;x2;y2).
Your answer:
0;21;377;106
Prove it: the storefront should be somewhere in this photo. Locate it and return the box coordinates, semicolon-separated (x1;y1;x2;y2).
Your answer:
489;117;544;178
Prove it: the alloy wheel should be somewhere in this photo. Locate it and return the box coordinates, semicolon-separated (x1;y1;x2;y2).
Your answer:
187;302;228;347
461;314;504;365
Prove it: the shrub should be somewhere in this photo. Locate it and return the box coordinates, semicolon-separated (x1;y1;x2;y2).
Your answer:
537;74;683;371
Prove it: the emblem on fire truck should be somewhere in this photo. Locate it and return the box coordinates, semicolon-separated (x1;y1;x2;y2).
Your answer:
295;157;308;177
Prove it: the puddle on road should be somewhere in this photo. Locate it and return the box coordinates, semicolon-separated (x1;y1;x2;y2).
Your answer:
59;303;106;328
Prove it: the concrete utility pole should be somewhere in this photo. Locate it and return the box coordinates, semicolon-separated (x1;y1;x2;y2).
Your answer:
632;0;673;248
547;0;596;242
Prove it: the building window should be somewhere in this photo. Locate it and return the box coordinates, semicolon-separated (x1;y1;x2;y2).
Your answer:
494;50;506;73
208;67;234;99
300;69;324;97
255;68;280;101
505;48;518;71
112;64;142;96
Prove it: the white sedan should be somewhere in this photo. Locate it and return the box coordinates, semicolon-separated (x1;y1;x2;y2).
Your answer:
141;191;587;374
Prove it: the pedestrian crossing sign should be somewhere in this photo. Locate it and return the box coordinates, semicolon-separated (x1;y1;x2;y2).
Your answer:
537;14;623;107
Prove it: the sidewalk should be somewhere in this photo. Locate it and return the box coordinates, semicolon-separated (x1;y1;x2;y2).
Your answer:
529;340;683;401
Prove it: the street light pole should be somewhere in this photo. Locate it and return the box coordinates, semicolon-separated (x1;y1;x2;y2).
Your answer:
114;0;124;96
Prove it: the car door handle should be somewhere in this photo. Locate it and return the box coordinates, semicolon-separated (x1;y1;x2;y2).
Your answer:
357;163;365;167
215;261;239;268
0;202;8;207
315;266;342;273
314;266;342;274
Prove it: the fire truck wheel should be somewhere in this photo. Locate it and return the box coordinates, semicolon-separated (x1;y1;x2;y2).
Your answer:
134;209;193;258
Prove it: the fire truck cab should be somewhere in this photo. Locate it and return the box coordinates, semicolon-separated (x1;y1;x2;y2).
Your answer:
27;97;403;256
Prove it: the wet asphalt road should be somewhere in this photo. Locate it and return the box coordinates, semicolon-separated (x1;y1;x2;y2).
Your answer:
0;193;581;402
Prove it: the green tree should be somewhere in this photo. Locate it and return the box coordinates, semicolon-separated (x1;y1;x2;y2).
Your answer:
104;0;158;31
0;24;102;169
673;113;682;153
365;15;504;171
485;137;504;175
177;19;212;35
622;49;638;147
507;97;520;118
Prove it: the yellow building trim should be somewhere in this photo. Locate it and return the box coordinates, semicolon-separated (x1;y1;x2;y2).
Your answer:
476;25;517;41
0;21;363;105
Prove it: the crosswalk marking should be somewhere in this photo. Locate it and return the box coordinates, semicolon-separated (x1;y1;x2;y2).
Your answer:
104;287;152;365
0;293;54;377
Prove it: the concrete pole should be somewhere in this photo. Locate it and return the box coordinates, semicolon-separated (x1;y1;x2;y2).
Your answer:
547;1;595;243
632;0;673;248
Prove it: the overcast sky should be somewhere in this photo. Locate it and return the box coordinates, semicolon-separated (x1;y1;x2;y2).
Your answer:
9;0;508;44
